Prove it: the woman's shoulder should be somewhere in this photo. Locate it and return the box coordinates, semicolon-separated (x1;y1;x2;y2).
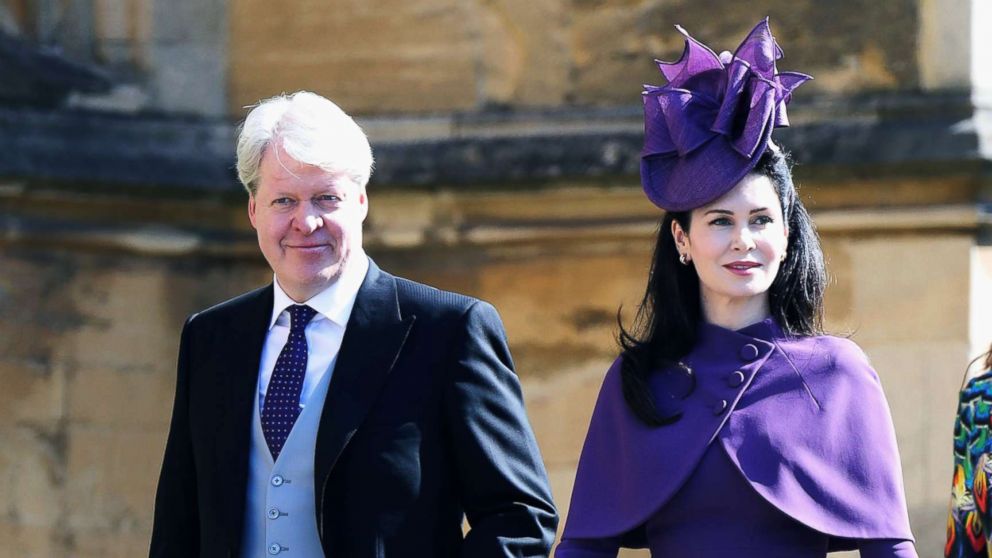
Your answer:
965;368;992;387
778;332;870;364
591;355;626;396
961;369;992;399
812;333;869;358
956;371;992;434
775;333;879;382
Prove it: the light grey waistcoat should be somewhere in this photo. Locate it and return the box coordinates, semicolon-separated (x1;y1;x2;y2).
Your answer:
240;365;334;558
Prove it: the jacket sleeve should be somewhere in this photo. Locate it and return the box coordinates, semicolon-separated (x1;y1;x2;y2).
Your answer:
442;301;559;557
149;316;200;557
945;380;988;558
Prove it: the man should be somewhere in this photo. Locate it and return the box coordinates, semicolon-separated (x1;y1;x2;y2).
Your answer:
150;91;558;557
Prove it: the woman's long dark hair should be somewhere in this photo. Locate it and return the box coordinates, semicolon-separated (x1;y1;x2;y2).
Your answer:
618;146;827;426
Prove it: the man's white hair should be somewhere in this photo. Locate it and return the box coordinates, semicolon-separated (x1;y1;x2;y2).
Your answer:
236;91;373;195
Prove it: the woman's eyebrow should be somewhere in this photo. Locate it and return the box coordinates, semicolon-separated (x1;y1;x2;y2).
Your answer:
703;207;770;215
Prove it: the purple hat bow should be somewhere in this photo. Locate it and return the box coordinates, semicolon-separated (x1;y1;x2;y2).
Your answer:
641;18;811;211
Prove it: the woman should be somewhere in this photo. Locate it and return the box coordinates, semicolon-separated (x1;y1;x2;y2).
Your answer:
555;19;917;558
946;343;992;557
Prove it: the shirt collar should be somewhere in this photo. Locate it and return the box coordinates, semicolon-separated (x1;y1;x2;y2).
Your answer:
269;251;370;330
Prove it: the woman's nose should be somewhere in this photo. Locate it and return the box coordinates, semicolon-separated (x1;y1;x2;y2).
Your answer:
732;226;756;251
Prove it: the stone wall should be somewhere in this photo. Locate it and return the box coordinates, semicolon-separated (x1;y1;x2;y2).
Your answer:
0;0;953;117
229;0;925;115
0;250;266;556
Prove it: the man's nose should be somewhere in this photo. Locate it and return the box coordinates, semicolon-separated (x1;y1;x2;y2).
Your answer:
294;204;324;234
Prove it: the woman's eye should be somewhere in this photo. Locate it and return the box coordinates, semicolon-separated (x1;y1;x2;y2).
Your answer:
709;217;732;226
752;215;773;225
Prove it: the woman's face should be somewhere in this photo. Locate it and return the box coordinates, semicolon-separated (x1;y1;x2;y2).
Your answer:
672;173;789;314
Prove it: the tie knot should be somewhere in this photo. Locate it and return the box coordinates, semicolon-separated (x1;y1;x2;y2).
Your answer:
288;304;317;332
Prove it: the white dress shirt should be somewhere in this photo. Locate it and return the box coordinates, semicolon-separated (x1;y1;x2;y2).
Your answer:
258;253;369;410
241;254;369;558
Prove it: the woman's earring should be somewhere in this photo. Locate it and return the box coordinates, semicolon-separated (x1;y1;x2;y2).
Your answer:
679;253;690;265
781;251;787;262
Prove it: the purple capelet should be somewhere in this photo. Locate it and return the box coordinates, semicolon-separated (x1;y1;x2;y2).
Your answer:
561;319;915;549
641;18;811;211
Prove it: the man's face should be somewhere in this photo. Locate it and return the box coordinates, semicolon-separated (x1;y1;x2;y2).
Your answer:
249;143;368;302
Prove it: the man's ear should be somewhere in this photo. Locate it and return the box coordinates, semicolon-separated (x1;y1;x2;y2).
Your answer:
358;187;369;222
248;194;258;229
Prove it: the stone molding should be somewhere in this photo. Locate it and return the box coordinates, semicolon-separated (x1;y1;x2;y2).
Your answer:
0;91;982;192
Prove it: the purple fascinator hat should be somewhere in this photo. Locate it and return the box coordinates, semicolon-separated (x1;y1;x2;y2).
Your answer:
641;18;811;211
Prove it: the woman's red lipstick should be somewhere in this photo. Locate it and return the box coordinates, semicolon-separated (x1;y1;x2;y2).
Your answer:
723;261;761;276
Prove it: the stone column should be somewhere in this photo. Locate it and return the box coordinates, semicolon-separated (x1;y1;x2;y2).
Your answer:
143;0;227;116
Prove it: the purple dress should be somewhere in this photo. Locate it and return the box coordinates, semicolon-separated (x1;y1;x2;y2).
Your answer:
556;319;917;558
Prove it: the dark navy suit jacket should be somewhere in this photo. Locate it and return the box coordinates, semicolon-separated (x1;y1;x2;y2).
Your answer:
150;259;558;557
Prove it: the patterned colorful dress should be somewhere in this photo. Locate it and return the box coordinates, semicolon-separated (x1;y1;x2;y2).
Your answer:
947;371;992;557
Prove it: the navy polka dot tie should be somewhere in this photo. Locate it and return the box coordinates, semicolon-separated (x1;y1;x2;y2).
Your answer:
261;304;317;461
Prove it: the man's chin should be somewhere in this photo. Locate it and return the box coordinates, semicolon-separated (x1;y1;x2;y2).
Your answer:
276;262;347;300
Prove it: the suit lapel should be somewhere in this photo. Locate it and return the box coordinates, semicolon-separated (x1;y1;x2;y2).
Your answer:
313;261;415;501
213;285;273;553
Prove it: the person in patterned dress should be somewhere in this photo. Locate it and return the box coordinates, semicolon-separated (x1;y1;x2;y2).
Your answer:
947;343;992;557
